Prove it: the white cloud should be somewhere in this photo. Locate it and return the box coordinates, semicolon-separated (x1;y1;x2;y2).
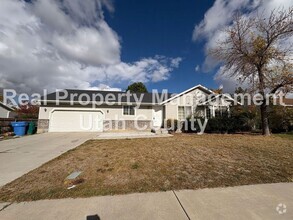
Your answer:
262;0;293;13
286;93;293;98
0;0;181;93
193;0;252;41
213;66;249;93
193;0;293;89
52;23;121;66
170;57;183;68
193;0;259;72
88;84;122;91
62;0;114;25
79;56;181;84
195;65;200;72
32;0;74;33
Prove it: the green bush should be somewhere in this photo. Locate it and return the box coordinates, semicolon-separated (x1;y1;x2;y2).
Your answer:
269;106;293;133
171;105;292;134
182;113;234;134
205;113;233;134
181;117;206;133
197;106;260;134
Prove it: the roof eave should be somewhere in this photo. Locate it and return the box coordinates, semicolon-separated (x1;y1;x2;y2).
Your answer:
40;100;159;106
0;101;14;111
161;84;215;105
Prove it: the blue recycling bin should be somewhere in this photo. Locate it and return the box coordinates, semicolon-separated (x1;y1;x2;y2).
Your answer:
11;122;28;136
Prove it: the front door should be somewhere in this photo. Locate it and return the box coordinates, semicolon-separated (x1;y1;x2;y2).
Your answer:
152;106;163;127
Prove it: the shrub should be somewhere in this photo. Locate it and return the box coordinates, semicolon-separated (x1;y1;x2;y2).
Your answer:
204;106;260;134
205;114;233;134
181;117;206;133
168;105;292;134
16;104;39;119
269;105;293;133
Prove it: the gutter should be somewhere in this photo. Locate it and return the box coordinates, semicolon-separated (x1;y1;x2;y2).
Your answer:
39;100;163;106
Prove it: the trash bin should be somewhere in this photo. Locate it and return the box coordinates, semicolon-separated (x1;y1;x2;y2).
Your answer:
27;121;36;135
11;122;28;136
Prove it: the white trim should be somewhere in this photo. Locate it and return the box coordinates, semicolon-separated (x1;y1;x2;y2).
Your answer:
49;107;105;115
160;84;215;105
177;106;183;121
152;106;163;127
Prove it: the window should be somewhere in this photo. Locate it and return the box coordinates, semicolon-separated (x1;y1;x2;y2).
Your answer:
178;106;192;121
206;108;212;119
178;107;185;120
123;106;135;115
215;109;221;117
215;106;228;117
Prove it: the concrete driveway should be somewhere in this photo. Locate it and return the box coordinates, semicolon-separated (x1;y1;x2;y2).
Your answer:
0;133;97;186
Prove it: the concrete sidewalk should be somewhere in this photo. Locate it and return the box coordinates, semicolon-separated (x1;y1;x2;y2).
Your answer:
0;183;292;220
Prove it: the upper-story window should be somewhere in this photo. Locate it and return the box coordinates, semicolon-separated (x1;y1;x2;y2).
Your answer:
123;106;135;115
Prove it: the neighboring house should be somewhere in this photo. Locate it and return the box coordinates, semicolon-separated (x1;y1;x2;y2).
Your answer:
0;101;16;118
281;98;293;107
38;85;236;133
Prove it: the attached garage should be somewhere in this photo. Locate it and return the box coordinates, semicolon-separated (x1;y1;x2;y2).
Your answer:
49;109;104;132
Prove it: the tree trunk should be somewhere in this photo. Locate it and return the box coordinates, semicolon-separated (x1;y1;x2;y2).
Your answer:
260;103;270;136
257;67;271;136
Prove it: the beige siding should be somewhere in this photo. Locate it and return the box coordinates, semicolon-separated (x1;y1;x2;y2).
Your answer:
164;88;210;120
39;105;153;121
0;107;10;118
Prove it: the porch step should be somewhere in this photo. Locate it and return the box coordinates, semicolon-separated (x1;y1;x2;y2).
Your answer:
151;128;169;135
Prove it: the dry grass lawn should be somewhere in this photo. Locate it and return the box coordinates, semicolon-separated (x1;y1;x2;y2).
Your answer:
0;134;292;202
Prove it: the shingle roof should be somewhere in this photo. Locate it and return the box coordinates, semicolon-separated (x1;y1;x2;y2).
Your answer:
41;89;172;105
0;101;14;111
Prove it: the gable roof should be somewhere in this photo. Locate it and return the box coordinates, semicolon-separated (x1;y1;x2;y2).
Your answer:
0;101;14;111
41;89;173;105
161;84;215;105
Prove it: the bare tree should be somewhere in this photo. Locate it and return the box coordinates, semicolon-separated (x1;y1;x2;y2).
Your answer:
210;7;293;136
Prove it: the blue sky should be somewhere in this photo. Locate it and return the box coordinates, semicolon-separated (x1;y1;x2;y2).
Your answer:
0;0;291;94
104;0;215;93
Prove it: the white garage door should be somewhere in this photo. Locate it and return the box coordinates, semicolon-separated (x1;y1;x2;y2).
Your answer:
49;109;104;132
